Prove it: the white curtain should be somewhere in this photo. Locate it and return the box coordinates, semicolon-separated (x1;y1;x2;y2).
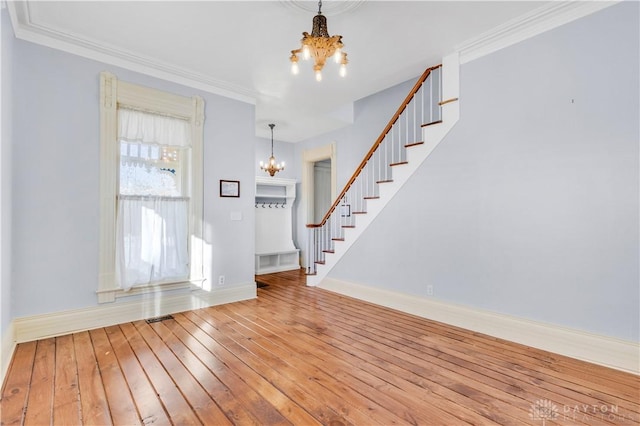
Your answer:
116;196;189;290
116;108;191;290
118;108;191;146
119;161;180;196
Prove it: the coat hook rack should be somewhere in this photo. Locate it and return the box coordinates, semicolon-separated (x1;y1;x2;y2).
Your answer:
254;201;287;208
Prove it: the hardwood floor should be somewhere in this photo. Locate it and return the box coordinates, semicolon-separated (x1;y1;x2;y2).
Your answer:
2;269;639;425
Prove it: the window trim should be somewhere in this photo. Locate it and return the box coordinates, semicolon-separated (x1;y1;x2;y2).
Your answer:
98;72;204;303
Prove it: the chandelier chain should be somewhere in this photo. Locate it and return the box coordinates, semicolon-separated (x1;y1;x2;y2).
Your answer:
269;123;275;156
260;123;284;177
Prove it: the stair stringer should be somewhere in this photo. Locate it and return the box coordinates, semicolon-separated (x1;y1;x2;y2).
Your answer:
307;53;460;286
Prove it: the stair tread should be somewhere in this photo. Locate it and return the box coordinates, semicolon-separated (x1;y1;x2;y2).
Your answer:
342;225;356;228
364;196;380;199
332;238;345;241
322;250;335;254
352;211;367;214
315;261;326;265
405;141;424;148
390;161;408;167
421;119;443;128
376;179;394;184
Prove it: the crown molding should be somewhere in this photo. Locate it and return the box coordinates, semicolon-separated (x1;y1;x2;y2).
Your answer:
5;1;621;106
456;1;621;64
6;1;257;105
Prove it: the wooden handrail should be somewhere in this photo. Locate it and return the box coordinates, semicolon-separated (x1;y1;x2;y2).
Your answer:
306;64;442;228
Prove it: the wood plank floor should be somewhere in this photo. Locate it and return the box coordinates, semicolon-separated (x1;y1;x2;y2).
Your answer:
2;269;639;425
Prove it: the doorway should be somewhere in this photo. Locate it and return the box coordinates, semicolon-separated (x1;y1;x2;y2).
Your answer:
313;159;332;223
302;143;337;225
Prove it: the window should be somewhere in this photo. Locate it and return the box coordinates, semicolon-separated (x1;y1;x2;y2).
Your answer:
98;72;204;303
119;141;182;197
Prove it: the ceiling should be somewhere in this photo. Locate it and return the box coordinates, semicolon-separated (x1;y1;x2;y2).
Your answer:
8;0;557;142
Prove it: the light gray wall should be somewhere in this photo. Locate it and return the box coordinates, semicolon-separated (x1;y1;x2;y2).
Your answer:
329;2;639;342
10;37;257;318
1;10;14;346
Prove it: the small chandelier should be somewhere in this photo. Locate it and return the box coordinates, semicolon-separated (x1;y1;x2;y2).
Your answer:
260;124;284;177
290;0;348;82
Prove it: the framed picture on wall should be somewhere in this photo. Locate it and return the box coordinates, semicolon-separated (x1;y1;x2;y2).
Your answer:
220;180;240;197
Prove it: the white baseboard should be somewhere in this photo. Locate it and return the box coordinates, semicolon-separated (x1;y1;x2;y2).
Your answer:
13;283;256;343
1;320;16;386
320;277;639;375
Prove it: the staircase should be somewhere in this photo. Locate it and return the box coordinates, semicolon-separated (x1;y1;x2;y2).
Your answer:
305;54;460;286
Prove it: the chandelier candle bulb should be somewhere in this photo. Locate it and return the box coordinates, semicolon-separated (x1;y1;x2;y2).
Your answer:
290;54;300;74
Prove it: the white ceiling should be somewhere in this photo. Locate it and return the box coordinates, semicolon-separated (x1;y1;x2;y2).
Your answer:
8;0;562;142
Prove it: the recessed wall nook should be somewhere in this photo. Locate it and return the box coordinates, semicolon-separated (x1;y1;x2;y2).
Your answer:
255;177;300;274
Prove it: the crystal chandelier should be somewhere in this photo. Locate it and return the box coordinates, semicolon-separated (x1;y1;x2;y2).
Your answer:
290;0;348;82
260;124;284;177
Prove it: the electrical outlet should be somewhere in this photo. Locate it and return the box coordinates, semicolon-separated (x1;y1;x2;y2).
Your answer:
218;275;225;285
426;285;433;296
